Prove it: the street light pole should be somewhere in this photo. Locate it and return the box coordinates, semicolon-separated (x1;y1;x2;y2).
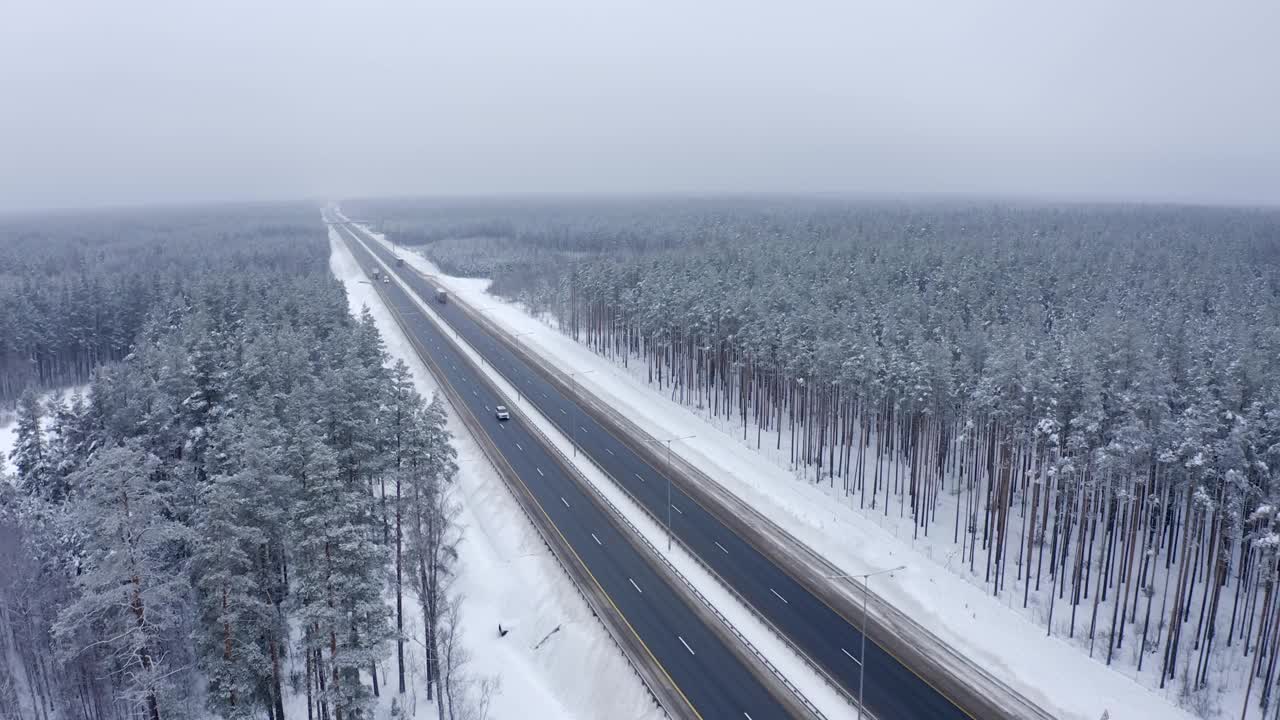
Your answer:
511;331;536;403
473;306;500;366
568;370;595;456
823;565;905;720
648;434;694;551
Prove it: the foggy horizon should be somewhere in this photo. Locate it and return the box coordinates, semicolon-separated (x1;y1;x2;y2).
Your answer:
3;1;1278;212
5;5;1280;717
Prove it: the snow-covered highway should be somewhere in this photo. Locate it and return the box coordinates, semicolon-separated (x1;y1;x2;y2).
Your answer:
338;218;1035;720
333;219;809;720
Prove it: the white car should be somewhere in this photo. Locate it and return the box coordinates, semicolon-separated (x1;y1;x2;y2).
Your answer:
495;405;510;421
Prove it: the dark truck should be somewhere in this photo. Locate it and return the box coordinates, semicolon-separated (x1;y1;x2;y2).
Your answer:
396;257;405;267
435;288;448;303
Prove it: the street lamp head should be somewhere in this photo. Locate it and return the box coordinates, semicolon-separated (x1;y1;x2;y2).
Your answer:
822;564;907;581
867;565;907;579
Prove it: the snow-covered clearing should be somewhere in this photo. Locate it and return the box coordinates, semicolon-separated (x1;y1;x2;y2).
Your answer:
329;230;661;720
0;417;15;478
365;227;1204;720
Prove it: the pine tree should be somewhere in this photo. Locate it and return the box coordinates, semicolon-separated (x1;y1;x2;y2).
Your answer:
45;390;92;498
193;417;288;718
292;424;391;720
386;359;422;696
10;387;49;499
404;394;458;704
53;443;192;720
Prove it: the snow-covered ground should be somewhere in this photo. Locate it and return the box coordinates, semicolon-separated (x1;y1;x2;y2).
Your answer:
364;226;1203;720
328;230;662;720
0;417;15;477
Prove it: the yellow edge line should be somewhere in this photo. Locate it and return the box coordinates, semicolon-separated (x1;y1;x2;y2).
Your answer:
525;486;704;720
361;224;977;720
349;230;704;720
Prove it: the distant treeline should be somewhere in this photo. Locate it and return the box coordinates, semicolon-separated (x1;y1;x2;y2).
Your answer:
0;204;325;404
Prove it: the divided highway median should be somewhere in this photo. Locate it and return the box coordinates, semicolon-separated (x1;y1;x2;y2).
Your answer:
344;217;1056;720
334;218;822;720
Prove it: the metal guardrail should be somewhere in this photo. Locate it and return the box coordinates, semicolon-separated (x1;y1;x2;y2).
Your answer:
339;229;678;719
353;219;1057;720
523;408;833;720
436;291;847;719
436;264;1051;720
344;233;833;718
349;224;830;719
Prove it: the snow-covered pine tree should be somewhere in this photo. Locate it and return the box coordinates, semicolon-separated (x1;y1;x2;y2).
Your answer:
45;390;93;494
10;387;49;500
403;394;458;706
292;422;391;720
53;443;193;720
385;359;422;696
193;416;290;719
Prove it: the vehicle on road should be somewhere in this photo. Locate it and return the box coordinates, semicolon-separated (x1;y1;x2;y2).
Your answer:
382;275;390;284
495;405;510;420
436;288;448;303
396;257;405;267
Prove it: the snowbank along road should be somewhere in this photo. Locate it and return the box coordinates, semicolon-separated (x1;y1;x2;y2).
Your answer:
333;221;806;720
339;220;1015;720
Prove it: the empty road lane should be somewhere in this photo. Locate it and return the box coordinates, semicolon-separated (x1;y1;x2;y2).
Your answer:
348;222;974;720
337;223;797;720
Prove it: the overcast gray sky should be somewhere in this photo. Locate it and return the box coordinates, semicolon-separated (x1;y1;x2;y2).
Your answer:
2;0;1278;211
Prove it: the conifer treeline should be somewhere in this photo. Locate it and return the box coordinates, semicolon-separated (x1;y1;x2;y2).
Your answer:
359;197;1280;715
0;205;322;404
1;208;461;720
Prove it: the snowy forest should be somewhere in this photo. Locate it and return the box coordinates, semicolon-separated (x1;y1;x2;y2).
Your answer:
351;196;1280;717
0;206;469;720
0;206;329;405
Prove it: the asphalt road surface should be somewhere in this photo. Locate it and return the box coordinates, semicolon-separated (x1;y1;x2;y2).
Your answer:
337;224;795;720
345;221;980;720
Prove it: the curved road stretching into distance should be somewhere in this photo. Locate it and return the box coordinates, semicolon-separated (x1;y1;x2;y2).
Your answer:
343;219;974;720
337;222;795;720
